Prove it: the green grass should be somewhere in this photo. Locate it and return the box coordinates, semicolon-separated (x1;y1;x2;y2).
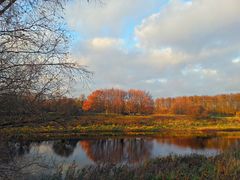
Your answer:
1;113;240;140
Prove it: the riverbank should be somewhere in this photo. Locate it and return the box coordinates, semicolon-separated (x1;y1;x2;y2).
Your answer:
1;114;240;140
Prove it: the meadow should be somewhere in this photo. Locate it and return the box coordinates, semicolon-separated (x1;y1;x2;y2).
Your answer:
2;113;240;140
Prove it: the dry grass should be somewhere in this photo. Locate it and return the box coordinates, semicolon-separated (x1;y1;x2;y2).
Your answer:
1;114;240;140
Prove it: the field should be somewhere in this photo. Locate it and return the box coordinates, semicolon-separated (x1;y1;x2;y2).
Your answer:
1;113;240;140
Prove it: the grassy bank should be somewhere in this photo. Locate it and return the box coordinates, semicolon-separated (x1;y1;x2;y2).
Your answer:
1;114;240;140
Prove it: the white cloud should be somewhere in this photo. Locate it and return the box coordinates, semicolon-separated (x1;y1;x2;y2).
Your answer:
232;57;240;64
65;0;164;37
72;37;240;98
182;65;217;77
202;69;217;76
144;78;168;84
135;0;240;51
147;47;190;66
67;0;240;97
90;38;124;49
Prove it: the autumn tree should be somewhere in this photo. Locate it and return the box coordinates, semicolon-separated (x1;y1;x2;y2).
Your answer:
125;89;154;115
103;89;127;114
83;90;105;113
83;88;154;115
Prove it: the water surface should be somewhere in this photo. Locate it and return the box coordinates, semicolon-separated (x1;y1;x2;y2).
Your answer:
6;133;240;168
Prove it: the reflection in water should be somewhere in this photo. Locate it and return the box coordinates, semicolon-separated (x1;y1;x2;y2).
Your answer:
52;139;78;157
156;136;240;151
0;141;31;163
0;140;49;180
157;137;209;150
5;135;240;167
80;138;153;164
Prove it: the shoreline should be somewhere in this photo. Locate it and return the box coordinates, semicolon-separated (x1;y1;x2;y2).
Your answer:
3;128;240;142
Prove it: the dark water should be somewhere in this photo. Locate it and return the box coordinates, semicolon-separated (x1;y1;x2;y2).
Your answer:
5;134;240;168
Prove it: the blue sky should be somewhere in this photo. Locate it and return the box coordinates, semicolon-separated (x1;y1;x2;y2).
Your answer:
64;0;240;98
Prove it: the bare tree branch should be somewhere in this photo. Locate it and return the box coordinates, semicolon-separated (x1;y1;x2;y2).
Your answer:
0;0;92;116
0;0;17;16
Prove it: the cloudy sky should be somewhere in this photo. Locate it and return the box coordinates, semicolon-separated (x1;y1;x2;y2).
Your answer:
65;0;240;98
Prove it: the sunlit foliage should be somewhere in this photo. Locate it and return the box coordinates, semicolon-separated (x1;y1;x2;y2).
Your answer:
155;94;240;117
83;88;154;115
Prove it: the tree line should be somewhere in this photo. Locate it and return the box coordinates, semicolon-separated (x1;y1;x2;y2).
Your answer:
155;94;240;117
1;88;240;117
82;89;240;116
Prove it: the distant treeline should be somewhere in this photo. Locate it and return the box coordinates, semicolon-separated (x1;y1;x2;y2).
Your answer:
0;95;86;116
41;96;85;116
1;88;240;117
83;89;240;117
155;94;240;117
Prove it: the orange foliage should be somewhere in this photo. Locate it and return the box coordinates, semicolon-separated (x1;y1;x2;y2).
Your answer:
155;93;240;117
83;88;154;115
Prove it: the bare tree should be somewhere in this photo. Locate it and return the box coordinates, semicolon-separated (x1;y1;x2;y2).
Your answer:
0;0;91;116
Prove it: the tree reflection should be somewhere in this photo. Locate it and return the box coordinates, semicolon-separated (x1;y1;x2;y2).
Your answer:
80;138;153;164
2;141;31;160
0;140;34;179
156;136;240;151
16;143;30;156
52;139;78;157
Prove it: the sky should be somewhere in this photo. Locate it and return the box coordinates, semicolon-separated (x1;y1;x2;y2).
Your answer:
64;0;240;98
